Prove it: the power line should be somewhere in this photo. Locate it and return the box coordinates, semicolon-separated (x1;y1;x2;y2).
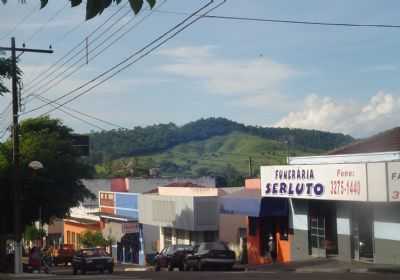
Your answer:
204;15;400;29
33;94;127;130
21;0;167;108
24;0;225;117
21;6;142;104
152;9;400;29
21;2;130;96
24;2;69;44
34;95;106;131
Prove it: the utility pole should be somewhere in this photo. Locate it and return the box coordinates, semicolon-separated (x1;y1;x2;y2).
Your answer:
248;156;253;178
0;37;53;274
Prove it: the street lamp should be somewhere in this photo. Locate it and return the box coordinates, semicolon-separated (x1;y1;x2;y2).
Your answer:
28;161;44;245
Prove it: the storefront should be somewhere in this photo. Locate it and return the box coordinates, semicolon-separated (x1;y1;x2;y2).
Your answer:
139;186;221;251
98;191;145;265
219;180;290;265
261;151;400;264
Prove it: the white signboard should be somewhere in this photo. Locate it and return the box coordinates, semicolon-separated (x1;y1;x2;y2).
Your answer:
388;162;400;202
261;164;368;201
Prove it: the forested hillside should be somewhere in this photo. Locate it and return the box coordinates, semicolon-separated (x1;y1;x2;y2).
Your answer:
94;131;326;186
89;118;353;165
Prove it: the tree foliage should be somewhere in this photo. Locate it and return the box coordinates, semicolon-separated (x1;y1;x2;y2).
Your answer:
0;116;94;238
2;0;157;20
0;55;22;96
80;231;112;248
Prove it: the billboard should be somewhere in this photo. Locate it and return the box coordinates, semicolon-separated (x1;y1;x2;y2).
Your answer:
261;163;368;201
388;162;400;202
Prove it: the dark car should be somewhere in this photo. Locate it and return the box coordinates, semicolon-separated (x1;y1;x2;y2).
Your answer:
72;248;113;275
184;242;235;271
154;245;193;271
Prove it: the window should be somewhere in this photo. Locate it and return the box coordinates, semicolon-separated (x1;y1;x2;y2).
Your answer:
163;228;172;247
77;234;81;248
66;231;71;244
72;232;76;246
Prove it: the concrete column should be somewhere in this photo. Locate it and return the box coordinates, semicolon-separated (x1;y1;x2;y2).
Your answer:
336;202;352;261
289;199;310;261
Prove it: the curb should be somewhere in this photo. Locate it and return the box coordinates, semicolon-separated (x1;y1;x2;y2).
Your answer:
295;268;350;273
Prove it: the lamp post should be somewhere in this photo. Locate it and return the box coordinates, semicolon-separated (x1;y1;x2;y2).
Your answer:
28;161;44;247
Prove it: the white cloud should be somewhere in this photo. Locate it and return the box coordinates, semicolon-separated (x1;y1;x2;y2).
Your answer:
274;91;400;137
158;45;297;103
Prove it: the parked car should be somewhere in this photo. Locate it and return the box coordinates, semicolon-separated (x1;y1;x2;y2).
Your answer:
53;244;75;266
72;248;113;275
154;244;193;271
184;242;235;271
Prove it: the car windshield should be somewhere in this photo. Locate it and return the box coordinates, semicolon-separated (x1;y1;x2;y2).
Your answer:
81;248;107;257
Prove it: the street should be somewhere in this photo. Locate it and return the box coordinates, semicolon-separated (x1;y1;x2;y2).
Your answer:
20;271;400;280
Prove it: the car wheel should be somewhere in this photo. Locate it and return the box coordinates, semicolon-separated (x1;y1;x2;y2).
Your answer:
73;267;77;275
81;268;86;275
183;262;188;271
108;267;114;274
167;263;174;271
100;268;104;274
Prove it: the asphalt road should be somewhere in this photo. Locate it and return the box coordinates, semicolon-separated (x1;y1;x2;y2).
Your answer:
43;270;400;280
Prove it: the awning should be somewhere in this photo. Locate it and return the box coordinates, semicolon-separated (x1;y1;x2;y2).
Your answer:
219;189;288;217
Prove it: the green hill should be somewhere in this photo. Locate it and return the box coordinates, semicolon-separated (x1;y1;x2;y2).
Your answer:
95;131;324;186
90;118;354;186
89;117;353;164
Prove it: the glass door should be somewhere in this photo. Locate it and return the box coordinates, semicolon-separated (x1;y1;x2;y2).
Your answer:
310;214;326;257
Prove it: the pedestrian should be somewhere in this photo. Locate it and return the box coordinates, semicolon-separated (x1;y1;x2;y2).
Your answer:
267;234;277;263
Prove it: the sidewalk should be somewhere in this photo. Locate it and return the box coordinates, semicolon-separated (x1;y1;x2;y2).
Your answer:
243;258;400;273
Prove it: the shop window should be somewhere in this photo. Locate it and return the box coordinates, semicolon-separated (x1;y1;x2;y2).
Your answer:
176;230;186;244
163;228;172;247
72;232;76;245
66;231;71;244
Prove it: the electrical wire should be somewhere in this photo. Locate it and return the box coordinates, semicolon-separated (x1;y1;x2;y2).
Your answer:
33;94;127;130
22;0;167;107
151;9;400;29
24;2;69;44
22;2;130;96
23;0;224;116
34;95;106;130
22;7;138;103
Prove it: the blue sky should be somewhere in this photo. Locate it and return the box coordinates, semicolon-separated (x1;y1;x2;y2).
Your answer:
1;0;400;138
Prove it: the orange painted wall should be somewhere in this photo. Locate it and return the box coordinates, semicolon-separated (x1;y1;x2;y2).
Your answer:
63;220;100;249
247;217;291;265
247;218;271;265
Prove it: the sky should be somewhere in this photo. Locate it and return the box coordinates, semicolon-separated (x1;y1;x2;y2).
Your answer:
1;0;400;138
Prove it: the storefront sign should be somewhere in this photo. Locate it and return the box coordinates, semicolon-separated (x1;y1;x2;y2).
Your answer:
388;162;400;202
261;164;368;201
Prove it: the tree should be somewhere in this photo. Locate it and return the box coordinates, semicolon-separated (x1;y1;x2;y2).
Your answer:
80;231;108;248
0;54;22;96
1;0;157;21
0;116;95;264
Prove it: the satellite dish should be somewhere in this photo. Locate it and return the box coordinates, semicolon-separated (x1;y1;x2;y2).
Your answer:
28;161;44;170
